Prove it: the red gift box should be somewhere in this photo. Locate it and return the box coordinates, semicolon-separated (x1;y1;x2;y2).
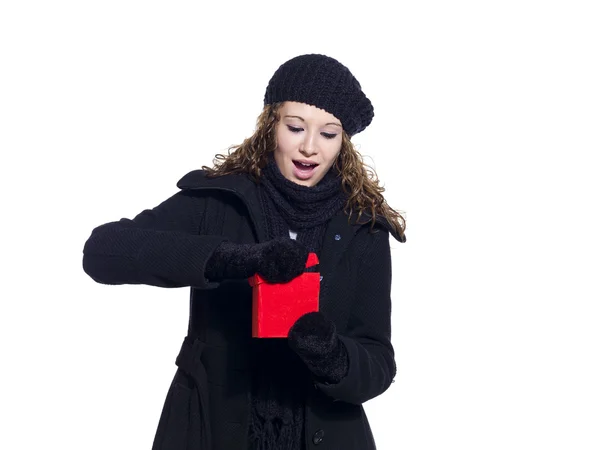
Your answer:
248;253;320;338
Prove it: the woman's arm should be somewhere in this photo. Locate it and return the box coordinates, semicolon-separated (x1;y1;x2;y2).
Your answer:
313;227;397;404
82;190;227;289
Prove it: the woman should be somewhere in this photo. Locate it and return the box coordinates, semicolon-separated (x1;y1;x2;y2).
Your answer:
83;53;406;450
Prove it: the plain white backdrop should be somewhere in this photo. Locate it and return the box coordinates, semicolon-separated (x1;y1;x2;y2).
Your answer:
1;1;599;449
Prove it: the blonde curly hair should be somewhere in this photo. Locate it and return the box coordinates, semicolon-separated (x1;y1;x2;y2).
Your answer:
201;102;406;241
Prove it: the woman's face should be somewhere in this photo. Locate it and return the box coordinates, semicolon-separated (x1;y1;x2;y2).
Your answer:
273;101;343;187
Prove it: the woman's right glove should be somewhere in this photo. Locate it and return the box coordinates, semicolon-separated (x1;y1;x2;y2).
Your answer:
205;237;309;284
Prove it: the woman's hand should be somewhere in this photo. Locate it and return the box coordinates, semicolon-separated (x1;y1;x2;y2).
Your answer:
205;237;309;284
288;311;349;384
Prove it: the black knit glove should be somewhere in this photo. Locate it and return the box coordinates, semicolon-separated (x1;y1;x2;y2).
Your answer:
205;237;309;284
288;311;349;384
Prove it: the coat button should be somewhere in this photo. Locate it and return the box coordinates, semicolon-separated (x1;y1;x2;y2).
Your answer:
312;429;325;445
334;234;341;241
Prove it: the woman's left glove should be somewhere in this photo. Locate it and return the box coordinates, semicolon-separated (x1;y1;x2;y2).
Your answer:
288;311;349;384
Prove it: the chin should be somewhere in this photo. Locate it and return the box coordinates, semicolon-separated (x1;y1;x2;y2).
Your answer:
288;176;312;187
293;171;322;187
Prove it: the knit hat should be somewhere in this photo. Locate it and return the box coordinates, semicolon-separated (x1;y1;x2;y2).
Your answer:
263;54;374;137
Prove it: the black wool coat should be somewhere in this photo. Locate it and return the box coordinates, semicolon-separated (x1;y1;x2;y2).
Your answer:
82;169;403;450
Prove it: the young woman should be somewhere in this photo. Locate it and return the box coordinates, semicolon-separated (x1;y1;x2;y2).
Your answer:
83;53;406;450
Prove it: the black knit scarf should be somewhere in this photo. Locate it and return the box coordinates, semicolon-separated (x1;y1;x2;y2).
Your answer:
248;152;347;450
258;151;348;252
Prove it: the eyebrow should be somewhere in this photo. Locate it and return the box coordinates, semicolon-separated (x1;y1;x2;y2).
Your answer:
284;115;342;128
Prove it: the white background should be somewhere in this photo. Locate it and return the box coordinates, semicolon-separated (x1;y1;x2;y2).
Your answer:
1;1;599;449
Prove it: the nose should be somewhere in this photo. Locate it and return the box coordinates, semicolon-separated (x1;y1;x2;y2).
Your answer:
300;130;318;156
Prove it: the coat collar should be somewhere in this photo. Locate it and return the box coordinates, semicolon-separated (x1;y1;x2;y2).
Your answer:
177;169;269;242
176;169;404;243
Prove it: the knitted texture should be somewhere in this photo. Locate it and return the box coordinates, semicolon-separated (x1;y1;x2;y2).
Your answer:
288;311;349;384
248;339;309;450
264;54;374;136
204;237;309;284
249;157;347;450
259;151;347;253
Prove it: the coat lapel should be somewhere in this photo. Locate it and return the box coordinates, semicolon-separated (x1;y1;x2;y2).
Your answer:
318;211;357;299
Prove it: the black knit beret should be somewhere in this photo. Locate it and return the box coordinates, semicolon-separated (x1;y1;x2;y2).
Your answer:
263;54;374;137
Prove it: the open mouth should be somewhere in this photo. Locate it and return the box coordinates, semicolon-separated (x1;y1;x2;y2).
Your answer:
292;160;319;180
293;160;319;170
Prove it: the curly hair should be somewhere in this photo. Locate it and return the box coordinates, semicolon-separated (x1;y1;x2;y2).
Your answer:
201;102;406;241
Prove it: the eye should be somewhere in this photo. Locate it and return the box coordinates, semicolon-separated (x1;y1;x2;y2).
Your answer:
286;125;337;140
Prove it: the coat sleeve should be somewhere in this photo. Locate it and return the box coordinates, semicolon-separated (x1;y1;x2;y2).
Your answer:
82;189;227;289
315;227;397;404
